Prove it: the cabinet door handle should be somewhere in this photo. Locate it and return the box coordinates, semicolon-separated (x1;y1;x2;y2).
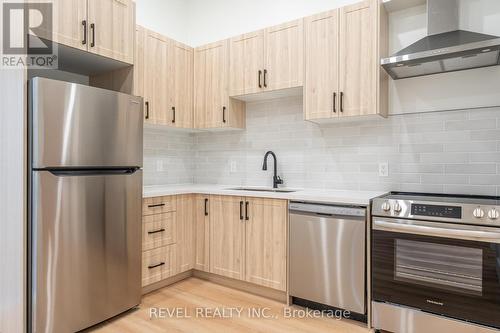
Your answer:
148;203;165;208
148;228;166;235
90;23;95;47
172;106;176;123
222;106;226;123
145;101;149;119
258;70;262;88
204;198;209;216
263;69;268;88
245;201;249;220
340;92;344;113
82;20;87;45
148;262;165;269
333;92;337;113
240;201;244;220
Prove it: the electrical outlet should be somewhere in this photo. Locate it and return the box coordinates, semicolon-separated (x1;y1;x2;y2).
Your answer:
230;161;237;173
156;160;164;172
379;162;389;177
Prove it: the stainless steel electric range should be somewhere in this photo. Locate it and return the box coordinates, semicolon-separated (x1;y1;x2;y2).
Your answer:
371;192;500;333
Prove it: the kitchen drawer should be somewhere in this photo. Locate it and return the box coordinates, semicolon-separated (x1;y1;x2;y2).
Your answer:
143;196;176;216
142;245;176;287
142;212;176;251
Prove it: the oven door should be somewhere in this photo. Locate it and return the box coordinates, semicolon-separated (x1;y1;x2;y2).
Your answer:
372;217;500;329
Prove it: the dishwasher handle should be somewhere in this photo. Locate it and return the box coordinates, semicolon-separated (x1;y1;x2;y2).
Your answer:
289;202;366;218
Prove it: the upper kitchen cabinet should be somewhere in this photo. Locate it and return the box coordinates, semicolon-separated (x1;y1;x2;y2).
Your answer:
304;9;340;120
229;19;304;97
137;26;194;128
194;40;245;130
35;0;87;51
229;31;265;96
171;41;194;128
87;0;135;64
264;19;304;92
39;0;135;64
143;29;172;125
304;0;388;121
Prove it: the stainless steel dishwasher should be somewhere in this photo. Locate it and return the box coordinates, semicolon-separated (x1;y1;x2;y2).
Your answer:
289;201;367;315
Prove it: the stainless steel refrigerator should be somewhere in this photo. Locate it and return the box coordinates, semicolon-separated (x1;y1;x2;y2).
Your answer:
29;77;143;333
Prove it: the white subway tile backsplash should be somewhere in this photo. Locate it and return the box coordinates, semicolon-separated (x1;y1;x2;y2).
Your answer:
144;97;500;196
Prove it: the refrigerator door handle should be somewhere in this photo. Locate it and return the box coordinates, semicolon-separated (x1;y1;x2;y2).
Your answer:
47;168;140;177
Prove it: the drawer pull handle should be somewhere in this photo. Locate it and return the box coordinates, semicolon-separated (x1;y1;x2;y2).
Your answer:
148;203;166;208
204;198;209;216
148;262;165;269
148;228;166;235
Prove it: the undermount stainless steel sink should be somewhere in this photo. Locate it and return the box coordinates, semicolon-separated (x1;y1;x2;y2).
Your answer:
226;187;297;193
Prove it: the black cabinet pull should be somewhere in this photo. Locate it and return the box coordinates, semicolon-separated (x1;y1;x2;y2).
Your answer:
172;106;176;123
222;106;226;123
90;23;95;47
148;203;165;208
340;92;344;113
145;101;149;119
245;201;249;220
333;92;337;113
148;262;165;269
82;20;87;45
263;69;268;88
258;70;262;88
240;201;244;220
148;228;166;235
204;198;209;216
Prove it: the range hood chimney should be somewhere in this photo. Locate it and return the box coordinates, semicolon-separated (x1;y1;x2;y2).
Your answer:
381;0;500;80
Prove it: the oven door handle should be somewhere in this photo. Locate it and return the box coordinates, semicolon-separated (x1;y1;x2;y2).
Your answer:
373;219;500;243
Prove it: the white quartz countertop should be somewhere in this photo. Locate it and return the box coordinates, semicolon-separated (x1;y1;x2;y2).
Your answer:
143;184;386;206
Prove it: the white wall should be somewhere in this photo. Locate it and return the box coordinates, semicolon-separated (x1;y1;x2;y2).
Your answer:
185;0;358;46
135;0;190;44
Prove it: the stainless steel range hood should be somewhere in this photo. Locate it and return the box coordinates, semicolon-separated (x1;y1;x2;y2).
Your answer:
381;0;500;80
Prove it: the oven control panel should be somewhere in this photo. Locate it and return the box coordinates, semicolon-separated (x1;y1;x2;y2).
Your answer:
411;204;462;219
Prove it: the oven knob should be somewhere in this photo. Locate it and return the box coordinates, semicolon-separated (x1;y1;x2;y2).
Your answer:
473;207;485;219
394;203;402;213
381;202;391;212
488;209;499;220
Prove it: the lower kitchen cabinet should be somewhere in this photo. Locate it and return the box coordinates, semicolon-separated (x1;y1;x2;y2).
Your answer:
195;195;210;272
142;245;175;287
175;195;195;273
142;212;176;251
209;195;246;280
245;198;287;291
143;194;287;292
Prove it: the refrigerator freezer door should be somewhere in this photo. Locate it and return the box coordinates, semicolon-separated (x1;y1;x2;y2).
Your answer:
31;77;143;169
31;170;142;333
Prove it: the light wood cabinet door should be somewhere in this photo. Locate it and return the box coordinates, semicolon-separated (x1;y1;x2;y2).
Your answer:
194;40;237;129
229;31;265;96
133;25;152;123
209;195;245;280
142;245;175;287
87;0;135;64
264;19;304;91
245;198;287;291
142;212;176;251
172;41;194;128
339;0;377;117
304;10;340;120
195;195;210;272
34;0;87;51
144;30;173;125
175;195;195;274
